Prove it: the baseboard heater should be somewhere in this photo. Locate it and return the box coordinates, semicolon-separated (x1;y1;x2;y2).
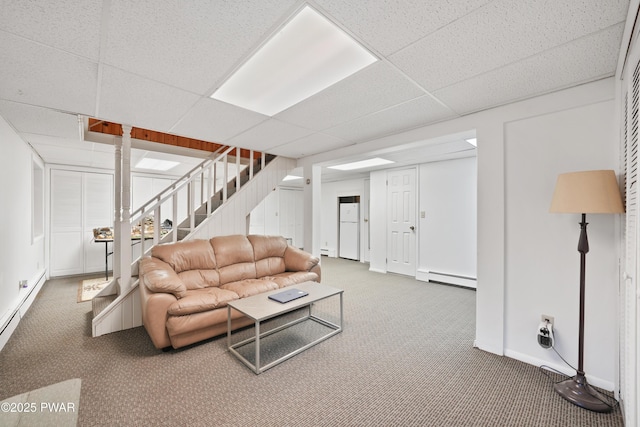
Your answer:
428;271;477;289
320;248;336;257
0;270;46;351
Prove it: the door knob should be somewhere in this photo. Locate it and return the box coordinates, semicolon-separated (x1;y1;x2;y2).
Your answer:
409;226;415;231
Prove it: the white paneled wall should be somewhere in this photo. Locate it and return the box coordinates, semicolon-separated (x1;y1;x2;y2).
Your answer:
50;169;113;277
190;156;295;240
249;187;304;246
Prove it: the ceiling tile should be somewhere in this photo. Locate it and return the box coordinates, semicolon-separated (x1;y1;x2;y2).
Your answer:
434;24;624;114
227;119;315;152
0;101;80;139
390;0;629;92
269;133;349;158
325;95;457;143
24;133;91;150
98;66;201;132
317;0;491;55
0;32;98;115
170;97;267;143
28;138;96;167
104;0;299;94
0;0;103;60
275;61;425;131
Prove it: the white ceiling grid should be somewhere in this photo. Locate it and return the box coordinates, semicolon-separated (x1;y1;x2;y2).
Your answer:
0;0;630;176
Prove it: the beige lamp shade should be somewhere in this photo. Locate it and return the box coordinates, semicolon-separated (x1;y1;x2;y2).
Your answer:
549;170;625;214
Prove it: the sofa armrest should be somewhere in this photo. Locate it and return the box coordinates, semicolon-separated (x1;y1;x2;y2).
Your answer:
139;276;176;349
139;257;187;298
284;246;320;273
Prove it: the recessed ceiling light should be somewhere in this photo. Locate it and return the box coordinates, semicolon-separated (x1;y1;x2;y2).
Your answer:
211;5;378;116
283;175;302;181
465;138;477;147
135;158;179;171
328;158;394;171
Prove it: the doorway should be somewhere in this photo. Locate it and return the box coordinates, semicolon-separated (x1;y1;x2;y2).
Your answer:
386;168;416;275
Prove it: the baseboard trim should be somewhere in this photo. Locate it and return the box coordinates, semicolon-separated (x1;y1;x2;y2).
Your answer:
504;348;615;392
417;269;477;289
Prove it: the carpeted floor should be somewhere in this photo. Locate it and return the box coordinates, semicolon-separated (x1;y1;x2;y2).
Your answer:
0;257;625;426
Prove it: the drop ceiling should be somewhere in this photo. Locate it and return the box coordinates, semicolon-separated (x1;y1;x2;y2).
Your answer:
0;0;630;179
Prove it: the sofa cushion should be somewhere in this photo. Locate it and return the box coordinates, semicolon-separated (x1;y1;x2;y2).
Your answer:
151;240;217;274
248;234;287;259
139;257;187;298
177;269;221;290
221;279;279;298
249;234;288;277
264;271;319;288
211;235;257;283
255;257;286;278
167;287;239;316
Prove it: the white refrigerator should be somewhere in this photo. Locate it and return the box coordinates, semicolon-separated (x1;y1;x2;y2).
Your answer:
339;203;359;260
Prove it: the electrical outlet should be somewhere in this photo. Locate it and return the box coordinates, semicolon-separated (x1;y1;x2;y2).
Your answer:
541;314;554;325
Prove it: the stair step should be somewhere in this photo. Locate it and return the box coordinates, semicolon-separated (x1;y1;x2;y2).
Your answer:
92;294;117;318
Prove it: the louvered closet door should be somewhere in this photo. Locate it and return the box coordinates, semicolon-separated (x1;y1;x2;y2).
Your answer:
621;53;640;427
50;170;83;276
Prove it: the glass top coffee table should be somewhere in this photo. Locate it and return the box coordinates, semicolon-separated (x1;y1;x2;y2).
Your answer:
227;281;343;374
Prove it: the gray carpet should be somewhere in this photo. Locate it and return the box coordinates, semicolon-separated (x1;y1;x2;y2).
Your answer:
0;257;624;426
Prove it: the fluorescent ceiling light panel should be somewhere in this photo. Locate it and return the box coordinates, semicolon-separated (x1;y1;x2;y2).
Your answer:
210;5;378;116
135;158;179;171
283;174;302;181
465;138;477;147
328;158;394;171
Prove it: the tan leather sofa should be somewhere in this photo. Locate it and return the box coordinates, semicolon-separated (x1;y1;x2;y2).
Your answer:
138;234;321;349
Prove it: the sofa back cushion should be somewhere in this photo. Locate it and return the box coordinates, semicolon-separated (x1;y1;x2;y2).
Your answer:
248;234;287;277
210;235;257;284
177;269;221;289
151;240;217;274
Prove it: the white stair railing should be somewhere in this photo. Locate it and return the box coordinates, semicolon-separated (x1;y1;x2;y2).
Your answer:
126;147;267;276
91;151;292;338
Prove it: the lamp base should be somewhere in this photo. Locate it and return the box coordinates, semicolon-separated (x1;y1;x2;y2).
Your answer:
553;373;612;413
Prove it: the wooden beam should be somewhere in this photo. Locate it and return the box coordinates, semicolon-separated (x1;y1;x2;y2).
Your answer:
87;118;262;159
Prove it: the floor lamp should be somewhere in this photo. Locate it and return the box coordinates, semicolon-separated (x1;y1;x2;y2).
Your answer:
549;170;624;412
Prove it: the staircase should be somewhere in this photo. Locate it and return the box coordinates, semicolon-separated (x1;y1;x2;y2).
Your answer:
91;147;295;337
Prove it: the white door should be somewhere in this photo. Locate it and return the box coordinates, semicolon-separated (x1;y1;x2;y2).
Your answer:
387;168;416;276
50;170;83;276
363;179;371;262
50;170;114;277
621;43;640;427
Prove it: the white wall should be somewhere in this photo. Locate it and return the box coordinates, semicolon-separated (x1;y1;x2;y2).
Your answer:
0;115;46;349
301;77;620;390
417;157;477;286
503;100;619;387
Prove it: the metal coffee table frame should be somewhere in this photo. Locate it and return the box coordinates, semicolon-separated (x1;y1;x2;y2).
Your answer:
227;282;343;374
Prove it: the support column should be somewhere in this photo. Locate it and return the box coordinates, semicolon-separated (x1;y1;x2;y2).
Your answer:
113;138;122;279
303;164;321;258
119;125;133;289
